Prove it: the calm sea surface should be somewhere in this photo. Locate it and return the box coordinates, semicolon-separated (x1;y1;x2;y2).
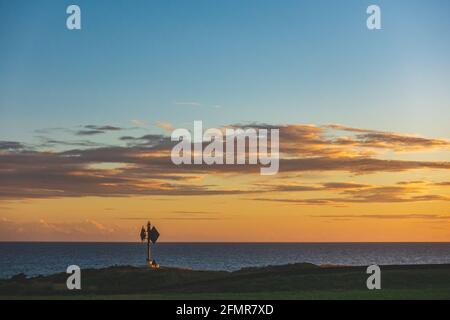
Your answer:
1;242;449;278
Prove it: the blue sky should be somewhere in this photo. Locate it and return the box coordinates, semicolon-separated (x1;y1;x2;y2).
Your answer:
1;0;449;142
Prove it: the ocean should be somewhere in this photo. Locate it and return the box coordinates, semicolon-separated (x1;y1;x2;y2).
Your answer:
1;242;449;279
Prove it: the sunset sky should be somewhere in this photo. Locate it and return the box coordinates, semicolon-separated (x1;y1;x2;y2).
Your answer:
0;0;449;242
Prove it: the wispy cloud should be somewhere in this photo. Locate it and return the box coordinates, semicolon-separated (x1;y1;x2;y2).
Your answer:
173;101;222;109
435;181;450;186
154;121;175;132
174;101;202;107
0;218;127;241
313;214;450;221
326;123;449;151
76;125;123;136
130;119;148;127
36;138;108;148
0;141;25;151
252;179;450;205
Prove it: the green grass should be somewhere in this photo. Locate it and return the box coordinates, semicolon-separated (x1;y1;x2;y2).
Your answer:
1;263;449;300
4;289;450;300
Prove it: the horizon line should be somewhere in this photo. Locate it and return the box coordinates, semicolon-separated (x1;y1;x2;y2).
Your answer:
1;241;449;244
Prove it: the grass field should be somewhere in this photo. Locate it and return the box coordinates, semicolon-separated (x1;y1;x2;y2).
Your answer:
1;263;449;300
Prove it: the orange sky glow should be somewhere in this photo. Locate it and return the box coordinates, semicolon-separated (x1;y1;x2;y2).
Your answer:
1;123;449;242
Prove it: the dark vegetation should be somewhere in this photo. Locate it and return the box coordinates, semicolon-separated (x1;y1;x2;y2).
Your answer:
1;263;449;299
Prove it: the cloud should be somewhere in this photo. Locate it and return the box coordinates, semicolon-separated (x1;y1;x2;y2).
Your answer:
76;130;105;136
326;123;377;131
76;125;123;136
396;180;427;185
170;211;222;215
173;101;222;109
0;141;25;151
228;123;449;159
279;157;450;174
174;101;202;107
84;125;122;131
326;124;449;151
0;123;448;200
159;217;224;221
254;193;450;206
37;138;107;148
313;214;450;221
258;182;372;193
353;132;448;151
0;218;127;241
130;119;147;126
435;182;450;186
252;180;450;205
118;134;172;149
321;182;370;189
154;121;175;132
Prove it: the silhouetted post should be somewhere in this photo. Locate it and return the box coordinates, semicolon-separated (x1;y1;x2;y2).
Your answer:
140;221;160;269
146;221;151;262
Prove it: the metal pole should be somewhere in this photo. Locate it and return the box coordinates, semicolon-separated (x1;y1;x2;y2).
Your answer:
147;221;151;263
149;243;152;262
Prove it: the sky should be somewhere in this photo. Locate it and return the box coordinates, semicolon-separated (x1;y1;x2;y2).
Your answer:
0;0;449;242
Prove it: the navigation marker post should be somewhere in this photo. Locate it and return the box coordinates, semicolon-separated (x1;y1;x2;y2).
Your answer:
140;221;160;269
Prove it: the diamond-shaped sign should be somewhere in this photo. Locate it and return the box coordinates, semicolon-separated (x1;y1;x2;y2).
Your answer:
140;226;146;242
149;226;160;244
